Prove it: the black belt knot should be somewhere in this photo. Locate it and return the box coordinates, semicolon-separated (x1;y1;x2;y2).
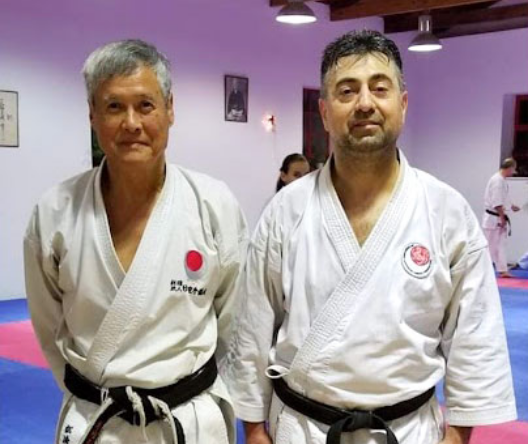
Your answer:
328;410;398;444
106;385;158;426
340;410;375;430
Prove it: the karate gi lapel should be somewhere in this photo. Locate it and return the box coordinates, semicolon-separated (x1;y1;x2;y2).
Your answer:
288;153;413;391
85;164;176;383
320;159;361;270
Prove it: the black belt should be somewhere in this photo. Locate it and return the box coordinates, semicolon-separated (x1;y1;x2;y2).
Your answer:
486;209;511;235
273;377;435;444
64;357;218;444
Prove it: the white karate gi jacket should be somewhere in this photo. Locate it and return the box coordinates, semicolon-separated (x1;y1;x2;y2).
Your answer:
24;162;248;444
226;154;516;444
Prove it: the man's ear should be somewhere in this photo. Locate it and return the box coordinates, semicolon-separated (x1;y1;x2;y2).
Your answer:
400;90;408;123
319;98;329;132
167;94;175;126
89;100;95;126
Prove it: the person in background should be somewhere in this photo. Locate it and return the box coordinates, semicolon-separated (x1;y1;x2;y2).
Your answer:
482;157;520;278
24;39;247;444
276;153;311;192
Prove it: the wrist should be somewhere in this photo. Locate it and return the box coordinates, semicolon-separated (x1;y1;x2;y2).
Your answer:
244;421;267;436
442;426;472;444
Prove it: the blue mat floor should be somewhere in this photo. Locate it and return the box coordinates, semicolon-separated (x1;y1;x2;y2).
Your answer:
1;284;527;443
0;298;29;323
0;359;61;444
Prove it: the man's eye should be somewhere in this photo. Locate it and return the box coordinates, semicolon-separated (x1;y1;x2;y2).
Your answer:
107;102;121;111
373;86;389;94
141;101;155;111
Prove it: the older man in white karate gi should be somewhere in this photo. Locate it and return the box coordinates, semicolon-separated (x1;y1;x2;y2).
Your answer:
226;30;516;444
24;39;247;444
482;157;520;278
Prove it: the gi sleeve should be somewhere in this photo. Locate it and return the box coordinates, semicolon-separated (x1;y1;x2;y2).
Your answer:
441;202;517;426
23;207;67;389
224;199;284;422
213;188;249;365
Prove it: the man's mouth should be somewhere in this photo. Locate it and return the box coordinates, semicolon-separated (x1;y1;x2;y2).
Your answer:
352;121;380;128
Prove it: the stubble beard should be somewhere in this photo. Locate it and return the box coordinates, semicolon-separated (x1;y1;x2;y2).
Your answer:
335;127;399;159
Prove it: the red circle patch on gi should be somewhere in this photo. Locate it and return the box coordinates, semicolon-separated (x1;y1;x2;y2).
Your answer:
410;245;430;266
186;250;203;272
402;243;432;278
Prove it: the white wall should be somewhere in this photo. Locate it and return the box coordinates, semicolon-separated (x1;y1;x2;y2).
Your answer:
398;29;528;263
0;0;380;299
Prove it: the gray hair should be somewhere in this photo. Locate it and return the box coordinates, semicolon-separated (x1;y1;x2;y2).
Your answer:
82;39;172;104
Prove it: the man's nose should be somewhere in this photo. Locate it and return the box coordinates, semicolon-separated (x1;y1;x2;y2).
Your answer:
123;108;141;132
356;87;374;113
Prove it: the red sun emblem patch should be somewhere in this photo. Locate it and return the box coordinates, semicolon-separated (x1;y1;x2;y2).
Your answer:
402;243;433;278
410;245;430;266
186;250;203;273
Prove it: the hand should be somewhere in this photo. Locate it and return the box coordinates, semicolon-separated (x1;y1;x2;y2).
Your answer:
244;421;273;444
438;426;472;444
512;205;521;212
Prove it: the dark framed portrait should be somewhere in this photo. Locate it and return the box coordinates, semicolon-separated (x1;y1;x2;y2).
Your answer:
225;75;248;123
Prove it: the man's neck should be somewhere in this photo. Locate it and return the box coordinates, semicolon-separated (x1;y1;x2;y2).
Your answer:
331;147;400;214
102;158;166;210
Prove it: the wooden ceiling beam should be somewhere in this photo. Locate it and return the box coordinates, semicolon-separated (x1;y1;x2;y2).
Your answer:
385;4;528;34
331;0;497;21
436;16;528;38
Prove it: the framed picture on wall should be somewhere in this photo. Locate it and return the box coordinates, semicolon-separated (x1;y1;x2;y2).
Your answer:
0;90;19;148
225;75;248;123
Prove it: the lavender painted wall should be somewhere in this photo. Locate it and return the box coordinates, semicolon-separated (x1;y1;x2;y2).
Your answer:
0;0;380;299
400;29;528;263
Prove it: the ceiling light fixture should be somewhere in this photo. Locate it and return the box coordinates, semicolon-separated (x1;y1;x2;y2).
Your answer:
276;1;317;25
408;14;442;52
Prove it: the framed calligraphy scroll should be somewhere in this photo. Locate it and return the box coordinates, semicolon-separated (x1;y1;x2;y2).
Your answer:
0;90;19;148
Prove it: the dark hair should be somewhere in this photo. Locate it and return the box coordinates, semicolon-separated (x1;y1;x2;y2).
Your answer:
501;157;517;169
276;153;308;192
320;29;404;98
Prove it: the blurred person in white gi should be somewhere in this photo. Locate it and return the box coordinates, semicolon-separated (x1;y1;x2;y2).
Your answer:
482;157;520;278
24;39;247;444
225;30;516;444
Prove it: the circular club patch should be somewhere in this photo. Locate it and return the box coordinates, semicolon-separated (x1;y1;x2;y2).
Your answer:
402;243;432;278
185;250;206;278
